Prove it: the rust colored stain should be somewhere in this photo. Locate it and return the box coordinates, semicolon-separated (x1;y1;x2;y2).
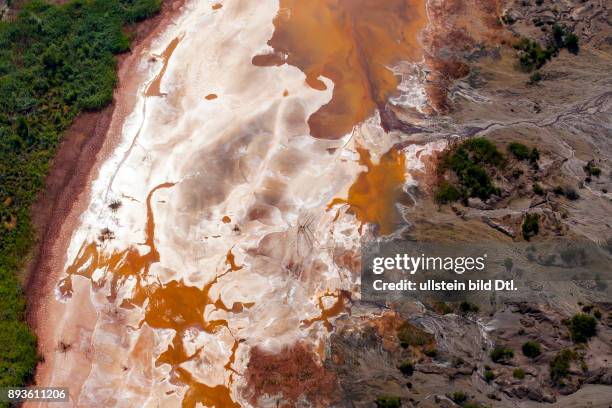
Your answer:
212;3;222;10
302;290;351;331
244;342;338;406
205;93;218;100
253;0;427;139
329;147;407;235
60;182;250;407
225;248;243;271
221;215;231;223
146;37;182;97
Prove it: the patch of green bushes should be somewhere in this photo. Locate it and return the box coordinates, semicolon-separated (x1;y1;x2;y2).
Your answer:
436;138;503;203
451;391;467;404
398;360;414;376
375;395;401;408
397;322;434;348
459;301;479;314
522;341;541;358
533;183;544;195
567;313;597;343
522;213;540;240
584;161;602;178
490;347;514;363
513;368;525;379
549;349;575;384
0;0;161;392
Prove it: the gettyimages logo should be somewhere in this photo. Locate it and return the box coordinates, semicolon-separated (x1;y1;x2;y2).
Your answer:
372;253;487;275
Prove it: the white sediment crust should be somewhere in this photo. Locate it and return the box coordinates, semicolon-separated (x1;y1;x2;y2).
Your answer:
52;0;433;406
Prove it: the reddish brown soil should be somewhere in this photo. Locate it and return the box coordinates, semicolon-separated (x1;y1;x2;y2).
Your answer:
243;342;339;407
421;0;511;113
24;0;185;366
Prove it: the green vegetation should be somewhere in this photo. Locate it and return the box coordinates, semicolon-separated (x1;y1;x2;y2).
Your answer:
514;25;579;72
451;391;467;404
567;314;597;343
459;301;479;314
435;181;461;204
397;322;434;348
484;369;495;382
514;37;554;71
553;24;579;54
522;213;540;240
564;187;579;200
533;183;544;195
375;395;401;408
398;360;414;376
436;138;504;204
549;349;575;385
508;142;530;161
490;347;514;363
528;70;542;84
513;368;526;379
522;341;541;358
584;161;602;178
508;142;539;166
0;0;161;391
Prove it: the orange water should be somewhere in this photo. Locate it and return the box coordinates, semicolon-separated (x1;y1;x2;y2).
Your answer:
329;147;407;235
146;37;182;97
61;183;249;407
253;0;427;139
302;290;351;331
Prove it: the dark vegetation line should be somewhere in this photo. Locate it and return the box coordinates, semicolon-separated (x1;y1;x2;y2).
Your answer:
0;0;161;391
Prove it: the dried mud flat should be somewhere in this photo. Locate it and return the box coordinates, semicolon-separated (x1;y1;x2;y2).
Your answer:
26;0;612;407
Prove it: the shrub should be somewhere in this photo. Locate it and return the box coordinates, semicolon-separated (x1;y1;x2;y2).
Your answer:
533;183;544;195
399;360;414;376
567;314;597;343
451;391;467;404
436;181;461;204
513;368;526;379
565;32;579;54
490;347;514;363
550;349;575;384
376;395;400;408
522;341;541;358
484;370;495;382
522;213;539;240
438;138;504;203
509;142;530;161
459;301;479;314
553;185;564;195
529;148;540;164
528;71;542;84
397;322;434;348
584;161;602;177
564;187;579;200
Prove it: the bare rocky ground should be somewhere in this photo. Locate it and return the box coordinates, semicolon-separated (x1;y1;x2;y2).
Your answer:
326;0;611;407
